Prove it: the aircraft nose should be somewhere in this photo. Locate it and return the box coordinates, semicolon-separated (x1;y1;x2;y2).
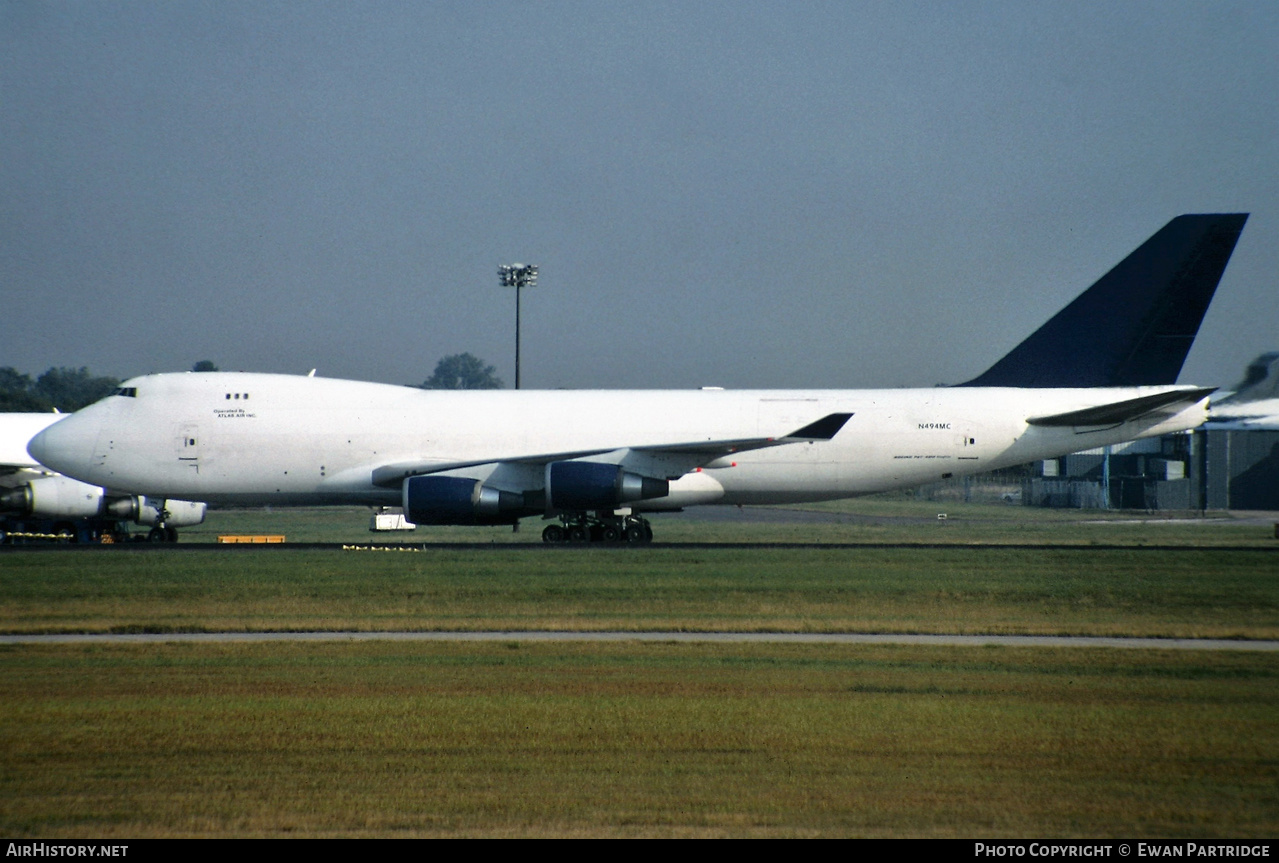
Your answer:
27;414;99;478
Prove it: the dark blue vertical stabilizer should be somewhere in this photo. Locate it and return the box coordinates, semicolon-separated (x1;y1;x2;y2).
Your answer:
959;214;1248;387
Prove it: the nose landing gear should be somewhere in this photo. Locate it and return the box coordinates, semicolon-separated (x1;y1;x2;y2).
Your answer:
145;501;179;543
146;525;179;543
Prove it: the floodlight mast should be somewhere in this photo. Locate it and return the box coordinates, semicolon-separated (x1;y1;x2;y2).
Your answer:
498;264;537;389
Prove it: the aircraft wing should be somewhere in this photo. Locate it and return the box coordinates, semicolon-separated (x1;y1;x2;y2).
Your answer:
630;412;853;456
371;412;853;487
1026;387;1215;427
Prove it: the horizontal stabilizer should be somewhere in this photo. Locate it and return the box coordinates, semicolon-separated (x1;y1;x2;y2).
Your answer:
1026;387;1215;427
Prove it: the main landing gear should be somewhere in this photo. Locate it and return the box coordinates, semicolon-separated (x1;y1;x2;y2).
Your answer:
541;512;654;544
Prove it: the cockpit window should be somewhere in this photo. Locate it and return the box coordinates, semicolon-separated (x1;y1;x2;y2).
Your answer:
112;387;138;398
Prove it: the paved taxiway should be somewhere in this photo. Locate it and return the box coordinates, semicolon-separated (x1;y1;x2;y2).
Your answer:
2;631;1275;650
6;541;1279;553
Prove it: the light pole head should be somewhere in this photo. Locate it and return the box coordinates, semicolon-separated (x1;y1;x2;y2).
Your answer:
499;264;538;390
498;264;538;288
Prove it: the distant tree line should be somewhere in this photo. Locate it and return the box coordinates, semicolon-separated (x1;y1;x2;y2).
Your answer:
0;360;224;412
185;355;503;388
1;354;501;412
0;366;121;412
415;353;504;390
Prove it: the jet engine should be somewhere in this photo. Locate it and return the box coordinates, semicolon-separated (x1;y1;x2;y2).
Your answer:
103;496;207;528
0;475;206;526
1;475;106;518
545;461;669;511
402;475;526;525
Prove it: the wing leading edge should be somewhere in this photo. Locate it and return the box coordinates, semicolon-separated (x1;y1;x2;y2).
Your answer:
370;412;853;488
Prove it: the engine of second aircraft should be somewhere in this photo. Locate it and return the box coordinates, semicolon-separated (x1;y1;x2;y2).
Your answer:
402;475;526;525
0;475;103;518
0;476;207;527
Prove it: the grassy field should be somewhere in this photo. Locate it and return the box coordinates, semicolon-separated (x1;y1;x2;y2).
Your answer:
1;545;1276;638
1;502;1276;837
172;498;1279;546
1;641;1274;838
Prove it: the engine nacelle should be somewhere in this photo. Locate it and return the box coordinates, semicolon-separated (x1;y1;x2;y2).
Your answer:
403;475;526;525
546;461;670;512
143;498;207;528
103;496;207;527
3;475;104;518
0;477;207;527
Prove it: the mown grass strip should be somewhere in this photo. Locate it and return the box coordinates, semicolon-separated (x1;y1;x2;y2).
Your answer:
175;502;1278;547
0;641;1274;838
2;547;1276;638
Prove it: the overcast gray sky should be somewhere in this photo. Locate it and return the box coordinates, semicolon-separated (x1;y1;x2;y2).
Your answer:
3;1;1276;391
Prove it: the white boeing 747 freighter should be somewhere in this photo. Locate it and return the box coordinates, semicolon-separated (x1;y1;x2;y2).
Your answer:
28;214;1248;542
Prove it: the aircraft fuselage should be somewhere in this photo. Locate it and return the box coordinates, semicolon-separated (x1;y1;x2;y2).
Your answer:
29;371;1209;512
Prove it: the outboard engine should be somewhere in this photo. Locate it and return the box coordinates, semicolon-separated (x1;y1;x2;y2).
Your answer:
545;461;669;511
403;475;526;525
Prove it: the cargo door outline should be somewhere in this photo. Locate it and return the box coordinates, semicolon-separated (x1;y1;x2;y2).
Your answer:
175;424;200;473
956;423;980;461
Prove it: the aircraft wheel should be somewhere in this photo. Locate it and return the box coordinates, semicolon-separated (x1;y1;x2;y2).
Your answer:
566;525;588;543
624;524;646;544
542;525;565;543
600;525;621;543
147;527;168;543
165;526;179;543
